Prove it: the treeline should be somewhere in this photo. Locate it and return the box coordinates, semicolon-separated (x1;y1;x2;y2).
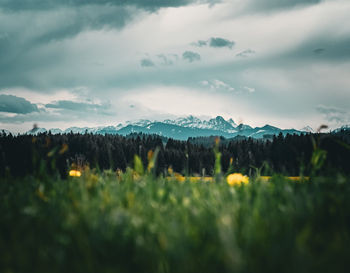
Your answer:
0;131;350;178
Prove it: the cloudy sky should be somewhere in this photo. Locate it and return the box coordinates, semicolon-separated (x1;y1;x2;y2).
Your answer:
0;0;350;132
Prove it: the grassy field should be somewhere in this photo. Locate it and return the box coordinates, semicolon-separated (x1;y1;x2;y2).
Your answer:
1;168;350;273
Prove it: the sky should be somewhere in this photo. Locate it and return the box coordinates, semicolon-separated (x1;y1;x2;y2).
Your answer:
0;0;350;133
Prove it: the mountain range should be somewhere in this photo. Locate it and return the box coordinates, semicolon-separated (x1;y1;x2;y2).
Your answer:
0;115;324;140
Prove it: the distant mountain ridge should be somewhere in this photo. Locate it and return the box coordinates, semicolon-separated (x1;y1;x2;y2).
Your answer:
163;115;238;133
13;115;318;140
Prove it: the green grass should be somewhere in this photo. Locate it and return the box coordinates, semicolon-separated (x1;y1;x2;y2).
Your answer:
1;170;350;273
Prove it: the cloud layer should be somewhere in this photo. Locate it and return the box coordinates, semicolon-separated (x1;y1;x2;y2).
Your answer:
0;95;39;114
193;37;235;49
243;0;323;12
1;0;350;132
182;51;201;62
45;100;108;113
0;0;218;10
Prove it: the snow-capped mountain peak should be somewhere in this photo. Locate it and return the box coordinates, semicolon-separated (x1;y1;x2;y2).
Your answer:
301;126;314;133
27;127;47;135
163;115;237;133
49;128;63;134
164;115;203;128
236;123;252;131
126;119;153;127
228;118;237;128
204;116;237;133
15;115;325;140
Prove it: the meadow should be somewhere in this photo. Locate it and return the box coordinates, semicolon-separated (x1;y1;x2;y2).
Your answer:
1;133;350;273
1;168;350;273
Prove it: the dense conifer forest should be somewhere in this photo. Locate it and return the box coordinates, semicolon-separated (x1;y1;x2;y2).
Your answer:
1;130;349;178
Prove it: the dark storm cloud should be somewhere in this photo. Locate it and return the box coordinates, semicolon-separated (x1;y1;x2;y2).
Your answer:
0;98;114;125
182;51;201;62
0;94;39;114
209;37;235;49
140;58;155;67
0;0;218;91
0;0;218;11
45;100;107;112
0;5;134;90
193;37;235;49
0;5;133;46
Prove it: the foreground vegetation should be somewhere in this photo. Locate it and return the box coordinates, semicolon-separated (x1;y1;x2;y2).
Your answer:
1;131;350;272
1;170;350;273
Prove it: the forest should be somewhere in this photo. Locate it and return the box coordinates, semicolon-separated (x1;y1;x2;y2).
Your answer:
1;129;350;178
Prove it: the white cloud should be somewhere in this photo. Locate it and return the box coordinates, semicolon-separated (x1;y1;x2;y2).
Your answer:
243;86;255;93
200;79;235;92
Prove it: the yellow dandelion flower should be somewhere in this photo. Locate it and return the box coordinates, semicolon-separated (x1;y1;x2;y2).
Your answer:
174;173;185;182
227;173;249;186
189;177;201;183
69;170;81;177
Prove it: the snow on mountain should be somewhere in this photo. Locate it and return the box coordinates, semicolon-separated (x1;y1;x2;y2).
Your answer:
228;118;237;128
10;116;242;137
64;127;91;134
236;123;253;131
164;115;204;128
301;126;314;133
126;119;153;127
96;126;119;135
27;127;47;135
204;116;237;133
4;115;325;140
48;128;63;134
62;127;100;134
116;123;124;129
163;115;237;133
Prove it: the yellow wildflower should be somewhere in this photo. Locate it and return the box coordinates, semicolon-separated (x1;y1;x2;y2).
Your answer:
69;170;81;177
174;173;185;182
227;173;249;186
167;166;174;175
